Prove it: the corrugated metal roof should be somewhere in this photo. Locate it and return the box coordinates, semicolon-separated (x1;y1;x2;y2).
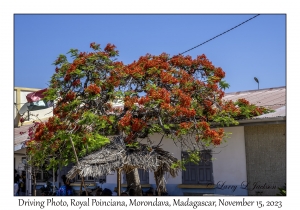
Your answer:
224;86;286;118
254;106;286;118
224;86;286;109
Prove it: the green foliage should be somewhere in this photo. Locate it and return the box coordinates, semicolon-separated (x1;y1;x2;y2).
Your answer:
219;80;230;90
126;142;139;148
276;184;286;196
213;113;239;127
171;150;213;170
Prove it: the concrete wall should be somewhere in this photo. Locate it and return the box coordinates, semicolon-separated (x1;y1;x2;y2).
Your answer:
244;123;286;196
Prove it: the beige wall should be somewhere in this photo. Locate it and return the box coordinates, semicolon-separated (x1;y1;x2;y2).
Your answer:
244;123;286;196
14;87;52;127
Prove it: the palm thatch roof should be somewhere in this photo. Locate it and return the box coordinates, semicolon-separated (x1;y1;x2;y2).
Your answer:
66;136;179;179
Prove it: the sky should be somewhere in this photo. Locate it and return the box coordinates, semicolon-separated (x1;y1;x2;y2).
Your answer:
14;14;286;93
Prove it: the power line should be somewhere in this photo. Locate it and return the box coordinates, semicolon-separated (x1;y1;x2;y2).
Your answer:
179;14;260;55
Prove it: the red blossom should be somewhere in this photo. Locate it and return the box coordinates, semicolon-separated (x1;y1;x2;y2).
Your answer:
104;43;116;53
72;79;81;87
66;91;76;101
85;84;101;95
20;117;25;123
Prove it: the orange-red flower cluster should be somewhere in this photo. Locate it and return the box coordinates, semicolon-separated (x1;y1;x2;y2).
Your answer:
34;123;46;141
148;88;170;104
104;43;117;53
160;102;175;112
214;67;225;79
170;55;193;67
118;112;132;127
132;118;146;132
73;57;86;66
66;91;76;101
85;84;101;95
160;71;178;84
124;96;138;108
180;122;193;130
196;54;215;71
206;83;218;91
106;75;121;87
203;128;224;145
124;65;145;78
90;42;100;50
72;79;81;87
196;121;210;130
175;106;196;118
237;98;250;106
138;96;151;105
203;100;213;107
173;89;192;107
64;74;71;82
222;100;240;114
67;63;77;74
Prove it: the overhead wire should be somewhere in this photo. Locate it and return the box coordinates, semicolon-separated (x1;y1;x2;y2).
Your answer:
178;14;260;55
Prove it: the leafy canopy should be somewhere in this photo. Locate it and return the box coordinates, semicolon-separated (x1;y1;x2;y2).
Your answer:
25;42;272;170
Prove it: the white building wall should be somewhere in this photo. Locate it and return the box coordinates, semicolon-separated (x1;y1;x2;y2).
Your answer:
15;154;25;174
104;127;247;186
212;126;247;186
147;133;182;185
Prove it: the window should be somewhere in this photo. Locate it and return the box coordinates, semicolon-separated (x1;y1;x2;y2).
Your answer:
182;150;213;184
76;175;94;182
75;175;106;183
35;170;51;182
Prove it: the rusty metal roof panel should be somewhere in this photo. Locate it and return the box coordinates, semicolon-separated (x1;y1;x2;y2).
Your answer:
224;86;286;110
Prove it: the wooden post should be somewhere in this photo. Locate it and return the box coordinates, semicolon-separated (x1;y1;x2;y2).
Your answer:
70;137;88;196
53;167;55;194
117;168;122;196
33;168;36;196
80;177;83;195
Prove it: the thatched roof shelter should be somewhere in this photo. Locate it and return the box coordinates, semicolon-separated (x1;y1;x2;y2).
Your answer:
66;136;179;180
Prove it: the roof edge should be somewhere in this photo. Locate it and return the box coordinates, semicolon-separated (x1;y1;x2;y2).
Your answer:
225;86;286;95
237;116;286;125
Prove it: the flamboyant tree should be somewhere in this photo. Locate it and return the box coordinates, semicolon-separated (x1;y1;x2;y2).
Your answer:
25;42;272;195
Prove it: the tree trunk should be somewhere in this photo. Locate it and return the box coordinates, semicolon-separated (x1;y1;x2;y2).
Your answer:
125;167;143;196
154;166;167;196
